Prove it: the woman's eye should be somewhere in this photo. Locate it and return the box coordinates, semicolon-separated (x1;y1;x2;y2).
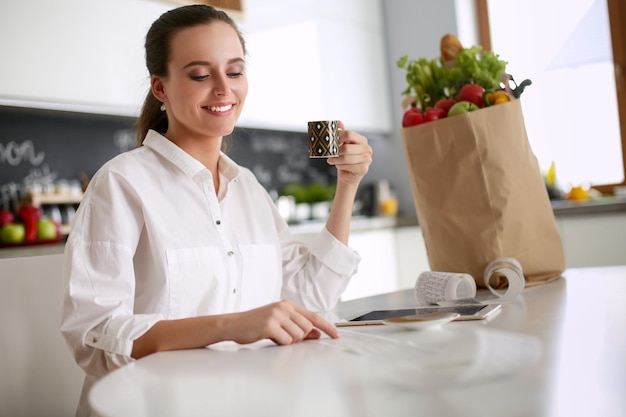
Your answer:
228;72;243;78
191;75;209;81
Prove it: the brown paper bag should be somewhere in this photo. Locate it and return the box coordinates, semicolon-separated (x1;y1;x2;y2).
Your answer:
401;99;565;288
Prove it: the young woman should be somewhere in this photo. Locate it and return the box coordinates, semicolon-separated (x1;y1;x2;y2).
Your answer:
61;4;372;416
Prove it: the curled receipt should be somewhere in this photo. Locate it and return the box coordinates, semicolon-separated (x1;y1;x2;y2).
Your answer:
415;258;525;305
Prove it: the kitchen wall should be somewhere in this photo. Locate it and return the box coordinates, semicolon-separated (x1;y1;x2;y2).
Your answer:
0;106;338;199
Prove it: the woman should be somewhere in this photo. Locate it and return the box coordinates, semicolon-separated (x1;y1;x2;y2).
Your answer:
61;4;372;416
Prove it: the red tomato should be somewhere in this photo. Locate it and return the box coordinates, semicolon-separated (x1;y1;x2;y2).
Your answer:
402;107;425;127
434;98;456;117
458;84;486;108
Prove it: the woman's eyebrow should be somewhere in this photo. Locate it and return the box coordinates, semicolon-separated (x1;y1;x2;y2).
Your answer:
182;57;245;69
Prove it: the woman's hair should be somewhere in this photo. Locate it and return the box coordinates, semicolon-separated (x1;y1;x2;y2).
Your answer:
135;4;246;146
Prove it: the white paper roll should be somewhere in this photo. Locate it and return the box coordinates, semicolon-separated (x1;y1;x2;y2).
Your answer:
415;271;477;304
481;258;525;304
415;258;525;304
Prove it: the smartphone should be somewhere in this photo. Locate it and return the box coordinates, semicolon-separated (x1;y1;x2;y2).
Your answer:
336;304;501;326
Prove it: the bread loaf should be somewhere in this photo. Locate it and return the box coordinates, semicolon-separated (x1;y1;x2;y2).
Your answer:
440;33;463;62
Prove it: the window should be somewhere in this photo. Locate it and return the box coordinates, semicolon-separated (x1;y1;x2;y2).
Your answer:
477;0;625;195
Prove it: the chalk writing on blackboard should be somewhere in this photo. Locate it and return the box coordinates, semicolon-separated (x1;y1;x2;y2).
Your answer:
0;140;45;167
22;164;57;185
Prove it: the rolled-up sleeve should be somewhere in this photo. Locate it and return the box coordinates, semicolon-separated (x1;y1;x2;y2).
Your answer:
281;226;361;313
61;236;162;378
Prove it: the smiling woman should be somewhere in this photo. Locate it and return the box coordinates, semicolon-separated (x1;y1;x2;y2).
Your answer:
60;4;373;417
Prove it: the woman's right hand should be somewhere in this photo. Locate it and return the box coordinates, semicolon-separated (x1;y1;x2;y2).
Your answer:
226;300;339;345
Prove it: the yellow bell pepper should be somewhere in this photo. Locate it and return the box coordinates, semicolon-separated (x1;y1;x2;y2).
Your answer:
485;91;511;106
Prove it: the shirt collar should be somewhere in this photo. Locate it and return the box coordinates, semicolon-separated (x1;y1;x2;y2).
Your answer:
143;130;240;183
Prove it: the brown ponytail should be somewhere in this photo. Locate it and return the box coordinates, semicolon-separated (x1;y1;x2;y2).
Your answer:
136;92;168;147
134;4;246;147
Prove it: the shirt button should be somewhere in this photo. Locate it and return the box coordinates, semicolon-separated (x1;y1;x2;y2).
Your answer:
227;251;234;256
216;220;221;225
233;288;237;294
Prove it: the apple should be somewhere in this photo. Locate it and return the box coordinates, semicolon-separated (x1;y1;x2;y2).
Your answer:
447;101;480;117
458;84;486;108
37;218;59;240
424;107;445;122
0;209;14;227
1;223;25;244
434;98;456;117
402;107;425;127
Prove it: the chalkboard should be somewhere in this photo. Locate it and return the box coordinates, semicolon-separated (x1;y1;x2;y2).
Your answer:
0;106;136;187
0;106;334;196
227;127;335;194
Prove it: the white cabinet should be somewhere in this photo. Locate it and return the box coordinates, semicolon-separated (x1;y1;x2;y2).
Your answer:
0;254;84;417
556;213;626;268
394;225;430;290
0;0;170;115
342;228;399;301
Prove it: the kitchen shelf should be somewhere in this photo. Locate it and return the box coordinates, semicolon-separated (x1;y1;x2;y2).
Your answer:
27;193;83;207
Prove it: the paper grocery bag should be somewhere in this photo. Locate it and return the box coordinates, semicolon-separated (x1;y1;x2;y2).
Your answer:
401;99;565;288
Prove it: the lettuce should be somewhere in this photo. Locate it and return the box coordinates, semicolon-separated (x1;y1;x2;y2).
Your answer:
397;46;507;109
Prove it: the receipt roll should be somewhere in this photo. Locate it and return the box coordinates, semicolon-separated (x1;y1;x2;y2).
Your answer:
415;271;477;304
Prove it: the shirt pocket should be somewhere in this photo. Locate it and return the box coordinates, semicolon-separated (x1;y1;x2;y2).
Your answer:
239;244;282;310
165;246;225;318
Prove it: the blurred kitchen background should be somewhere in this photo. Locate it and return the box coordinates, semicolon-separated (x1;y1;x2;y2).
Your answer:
1;1;625;416
1;0;624;233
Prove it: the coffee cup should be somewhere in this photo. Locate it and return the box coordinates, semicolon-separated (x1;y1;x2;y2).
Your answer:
308;120;340;158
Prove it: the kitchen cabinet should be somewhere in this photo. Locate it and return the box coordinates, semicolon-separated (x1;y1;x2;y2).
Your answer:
556;212;626;268
394;225;430;290
342;228;399;301
0;0;392;132
0;0;170;116
0;254;84;417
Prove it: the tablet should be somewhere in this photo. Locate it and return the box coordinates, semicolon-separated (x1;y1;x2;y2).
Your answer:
336;304;501;326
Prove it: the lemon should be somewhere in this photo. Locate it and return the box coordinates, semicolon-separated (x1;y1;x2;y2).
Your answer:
567;186;588;201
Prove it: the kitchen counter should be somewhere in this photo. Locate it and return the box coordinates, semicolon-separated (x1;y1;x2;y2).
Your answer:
0;241;66;259
2;196;625;260
551;195;626;215
88;266;626;417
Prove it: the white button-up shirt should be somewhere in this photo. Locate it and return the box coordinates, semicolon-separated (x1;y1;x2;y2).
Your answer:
61;130;360;380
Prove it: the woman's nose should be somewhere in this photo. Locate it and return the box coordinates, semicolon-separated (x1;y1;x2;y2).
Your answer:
212;74;228;95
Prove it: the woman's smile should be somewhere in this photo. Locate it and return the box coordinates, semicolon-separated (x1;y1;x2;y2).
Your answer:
202;103;235;114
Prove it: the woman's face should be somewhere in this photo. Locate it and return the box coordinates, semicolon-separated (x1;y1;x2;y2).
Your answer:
153;21;248;141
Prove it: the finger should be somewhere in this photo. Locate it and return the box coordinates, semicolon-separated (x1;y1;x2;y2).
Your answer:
304;328;322;340
297;308;339;339
329;147;373;169
269;326;294;345
280;317;309;343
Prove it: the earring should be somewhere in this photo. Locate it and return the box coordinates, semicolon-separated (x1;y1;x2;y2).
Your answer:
160;103;166;111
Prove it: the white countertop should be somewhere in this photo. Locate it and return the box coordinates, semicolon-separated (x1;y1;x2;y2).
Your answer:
89;265;626;417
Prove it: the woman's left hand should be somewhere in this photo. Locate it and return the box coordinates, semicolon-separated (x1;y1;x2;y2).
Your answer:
327;121;373;187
